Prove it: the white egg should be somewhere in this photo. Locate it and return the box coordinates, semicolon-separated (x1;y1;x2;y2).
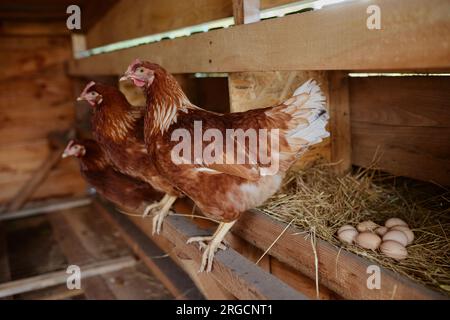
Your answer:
338;229;359;244
338;224;356;234
382;230;408;247
385;217;408;229
356;220;378;232
375;226;388;236
391;225;414;245
355;232;381;250
380;240;408;260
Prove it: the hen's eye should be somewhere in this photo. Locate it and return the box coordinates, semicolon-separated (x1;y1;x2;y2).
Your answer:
138;68;144;73
90;92;96;96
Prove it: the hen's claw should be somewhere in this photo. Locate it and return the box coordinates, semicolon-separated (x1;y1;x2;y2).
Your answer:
187;236;226;252
187;221;236;272
142;194;177;235
152;210;173;235
142;201;160;218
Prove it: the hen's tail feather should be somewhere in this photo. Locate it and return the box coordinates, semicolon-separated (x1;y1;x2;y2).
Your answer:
269;79;329;163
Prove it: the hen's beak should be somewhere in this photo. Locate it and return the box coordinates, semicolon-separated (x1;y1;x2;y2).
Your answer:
120;73;130;82
61;151;69;158
76;96;84;101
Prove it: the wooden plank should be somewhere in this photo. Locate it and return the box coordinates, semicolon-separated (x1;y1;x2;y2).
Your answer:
85;0;294;48
228;71;330;168
328;71;351;175
124;199;237;300
0;37;71;81
0;256;137;298
270;257;340;300
0;21;68;36
126;212;307;300
4;146;64;213
70;0;450;75
232;209;447;300
175;199;338;300
350;76;450;185
48;205;134;299
0;197;91;222
93;199;204;300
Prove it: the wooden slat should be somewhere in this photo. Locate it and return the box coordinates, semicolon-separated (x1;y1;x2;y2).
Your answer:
0;197;91;222
232;209;447;300
0;256;137;298
328;71;351;175
48;205;135;299
70;0;450;75
350;76;450;185
123;199;236;300
160;214;307;300
93;199;204;300
115;198;307;300
4;146;64;213
85;0;295;48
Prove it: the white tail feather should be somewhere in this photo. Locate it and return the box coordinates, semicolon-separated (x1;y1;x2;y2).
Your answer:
284;79;329;147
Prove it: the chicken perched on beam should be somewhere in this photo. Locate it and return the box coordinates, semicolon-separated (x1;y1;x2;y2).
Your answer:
122;60;329;272
62;139;161;213
77;82;182;233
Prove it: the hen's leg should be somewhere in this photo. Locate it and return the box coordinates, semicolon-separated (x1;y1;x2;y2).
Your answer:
142;194;169;218
152;195;177;235
188;221;236;272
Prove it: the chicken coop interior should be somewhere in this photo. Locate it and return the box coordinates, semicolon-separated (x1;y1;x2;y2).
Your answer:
0;0;449;301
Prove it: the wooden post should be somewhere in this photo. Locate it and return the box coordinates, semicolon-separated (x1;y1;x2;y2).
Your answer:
328;71;352;175
232;0;260;25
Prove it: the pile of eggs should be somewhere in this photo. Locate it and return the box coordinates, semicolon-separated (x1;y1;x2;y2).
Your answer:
337;218;414;261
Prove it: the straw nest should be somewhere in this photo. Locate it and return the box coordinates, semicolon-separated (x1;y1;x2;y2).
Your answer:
260;164;450;295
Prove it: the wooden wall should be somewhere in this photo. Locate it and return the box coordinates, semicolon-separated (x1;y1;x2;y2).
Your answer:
0;35;86;204
350;76;450;185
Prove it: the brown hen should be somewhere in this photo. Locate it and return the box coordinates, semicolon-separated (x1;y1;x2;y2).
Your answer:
123;61;329;271
62;139;161;213
77;82;182;234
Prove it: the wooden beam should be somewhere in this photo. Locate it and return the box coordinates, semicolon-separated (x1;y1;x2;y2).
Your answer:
0;256;136;298
328;71;351;175
93;199;204;300
130;210;307;299
232;209;448;300
0;21;68;36
0;197;91;222
70;0;450;75
84;0;290;48
4;146;64;213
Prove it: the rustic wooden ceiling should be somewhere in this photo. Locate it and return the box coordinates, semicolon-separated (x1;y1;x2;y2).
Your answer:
0;0;118;35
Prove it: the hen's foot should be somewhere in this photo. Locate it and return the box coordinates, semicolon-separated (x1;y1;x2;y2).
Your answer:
142;194;177;235
152;209;173;235
186;236;226;251
187;221;236;272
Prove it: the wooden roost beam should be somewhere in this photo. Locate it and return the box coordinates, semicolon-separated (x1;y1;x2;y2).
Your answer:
69;0;450;75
